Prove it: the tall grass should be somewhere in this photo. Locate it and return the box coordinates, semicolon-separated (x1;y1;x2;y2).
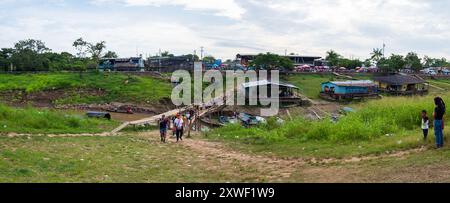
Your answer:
0;104;117;134
208;94;448;144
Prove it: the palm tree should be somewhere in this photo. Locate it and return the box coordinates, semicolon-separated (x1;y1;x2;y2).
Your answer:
370;48;383;64
325;50;341;67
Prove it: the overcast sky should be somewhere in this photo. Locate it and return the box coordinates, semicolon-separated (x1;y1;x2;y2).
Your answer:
1;0;449;60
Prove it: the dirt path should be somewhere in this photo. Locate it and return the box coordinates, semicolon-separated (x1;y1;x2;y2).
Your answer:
1;130;431;182
140;130;429;182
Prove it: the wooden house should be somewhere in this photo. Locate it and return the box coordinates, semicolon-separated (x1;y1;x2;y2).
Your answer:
374;74;428;95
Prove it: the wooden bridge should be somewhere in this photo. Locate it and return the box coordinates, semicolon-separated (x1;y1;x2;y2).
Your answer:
111;90;234;134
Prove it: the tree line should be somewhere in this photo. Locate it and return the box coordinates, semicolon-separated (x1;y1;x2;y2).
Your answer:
326;48;450;72
0;38;117;72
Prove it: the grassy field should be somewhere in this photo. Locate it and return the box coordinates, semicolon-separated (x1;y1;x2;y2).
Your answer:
0;72;172;105
2;132;450;183
0;104;118;134
0;134;272;183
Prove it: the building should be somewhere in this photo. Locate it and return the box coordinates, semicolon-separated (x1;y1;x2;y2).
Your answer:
241;80;303;105
146;55;196;72
374;74;429;95
98;57;145;72
236;54;322;67
320;80;379;101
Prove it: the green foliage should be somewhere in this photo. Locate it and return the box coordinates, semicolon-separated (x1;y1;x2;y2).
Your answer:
405;52;423;72
202;55;216;63
370;48;384;64
0;104;117;134
423;56;449;68
338;58;363;69
325;50;341;67
103;51;118;59
0;72;172;104
251;52;294;70
207;94;447;144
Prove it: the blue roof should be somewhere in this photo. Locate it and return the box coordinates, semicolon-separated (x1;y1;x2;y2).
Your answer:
322;80;376;87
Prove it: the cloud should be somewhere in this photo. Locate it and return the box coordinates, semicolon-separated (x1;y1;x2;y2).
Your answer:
90;0;246;20
0;0;449;60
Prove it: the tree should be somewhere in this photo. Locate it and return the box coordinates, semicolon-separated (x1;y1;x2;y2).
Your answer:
183;54;199;61
87;41;106;61
432;58;448;67
404;52;422;72
338;58;363;69
14;39;51;54
363;59;372;67
423;56;434;68
0;48;14;71
370;48;384;65
161;51;174;57
325;50;341;67
103;51;118;58
202;55;216;63
73;38;88;58
422;56;449;68
10;39;51;71
381;54;406;73
251;52;294;71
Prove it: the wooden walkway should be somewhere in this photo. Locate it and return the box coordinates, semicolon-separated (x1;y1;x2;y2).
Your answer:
111;90;235;134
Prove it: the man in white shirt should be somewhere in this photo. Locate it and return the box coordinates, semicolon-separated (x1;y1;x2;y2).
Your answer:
174;114;184;142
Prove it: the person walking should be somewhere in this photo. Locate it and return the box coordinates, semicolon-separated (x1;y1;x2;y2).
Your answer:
174;114;184;142
159;115;169;143
433;97;446;149
421;110;429;141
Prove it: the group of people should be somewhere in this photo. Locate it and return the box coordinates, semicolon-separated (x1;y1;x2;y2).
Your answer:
158;110;195;143
421;97;446;149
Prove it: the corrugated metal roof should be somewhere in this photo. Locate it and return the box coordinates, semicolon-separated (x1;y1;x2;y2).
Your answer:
374;75;425;85
323;80;377;87
242;80;299;89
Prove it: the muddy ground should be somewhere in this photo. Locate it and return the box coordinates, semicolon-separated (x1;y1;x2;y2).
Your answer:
0;89;175;115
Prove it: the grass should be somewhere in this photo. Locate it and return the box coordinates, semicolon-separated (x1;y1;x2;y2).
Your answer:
0;104;118;134
0;72;172;105
204;92;450;159
0;135;268;183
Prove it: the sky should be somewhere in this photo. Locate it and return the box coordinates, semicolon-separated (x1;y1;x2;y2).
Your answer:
0;0;449;60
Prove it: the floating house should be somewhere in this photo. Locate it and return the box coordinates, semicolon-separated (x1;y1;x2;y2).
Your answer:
98;57;145;72
320;80;379;101
236;54;322;67
146;55;195;72
241;80;303;105
374;74;428;95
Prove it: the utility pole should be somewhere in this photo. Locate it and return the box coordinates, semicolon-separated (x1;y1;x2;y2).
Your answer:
158;49;162;73
193;50;197;61
200;46;204;61
382;42;386;58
